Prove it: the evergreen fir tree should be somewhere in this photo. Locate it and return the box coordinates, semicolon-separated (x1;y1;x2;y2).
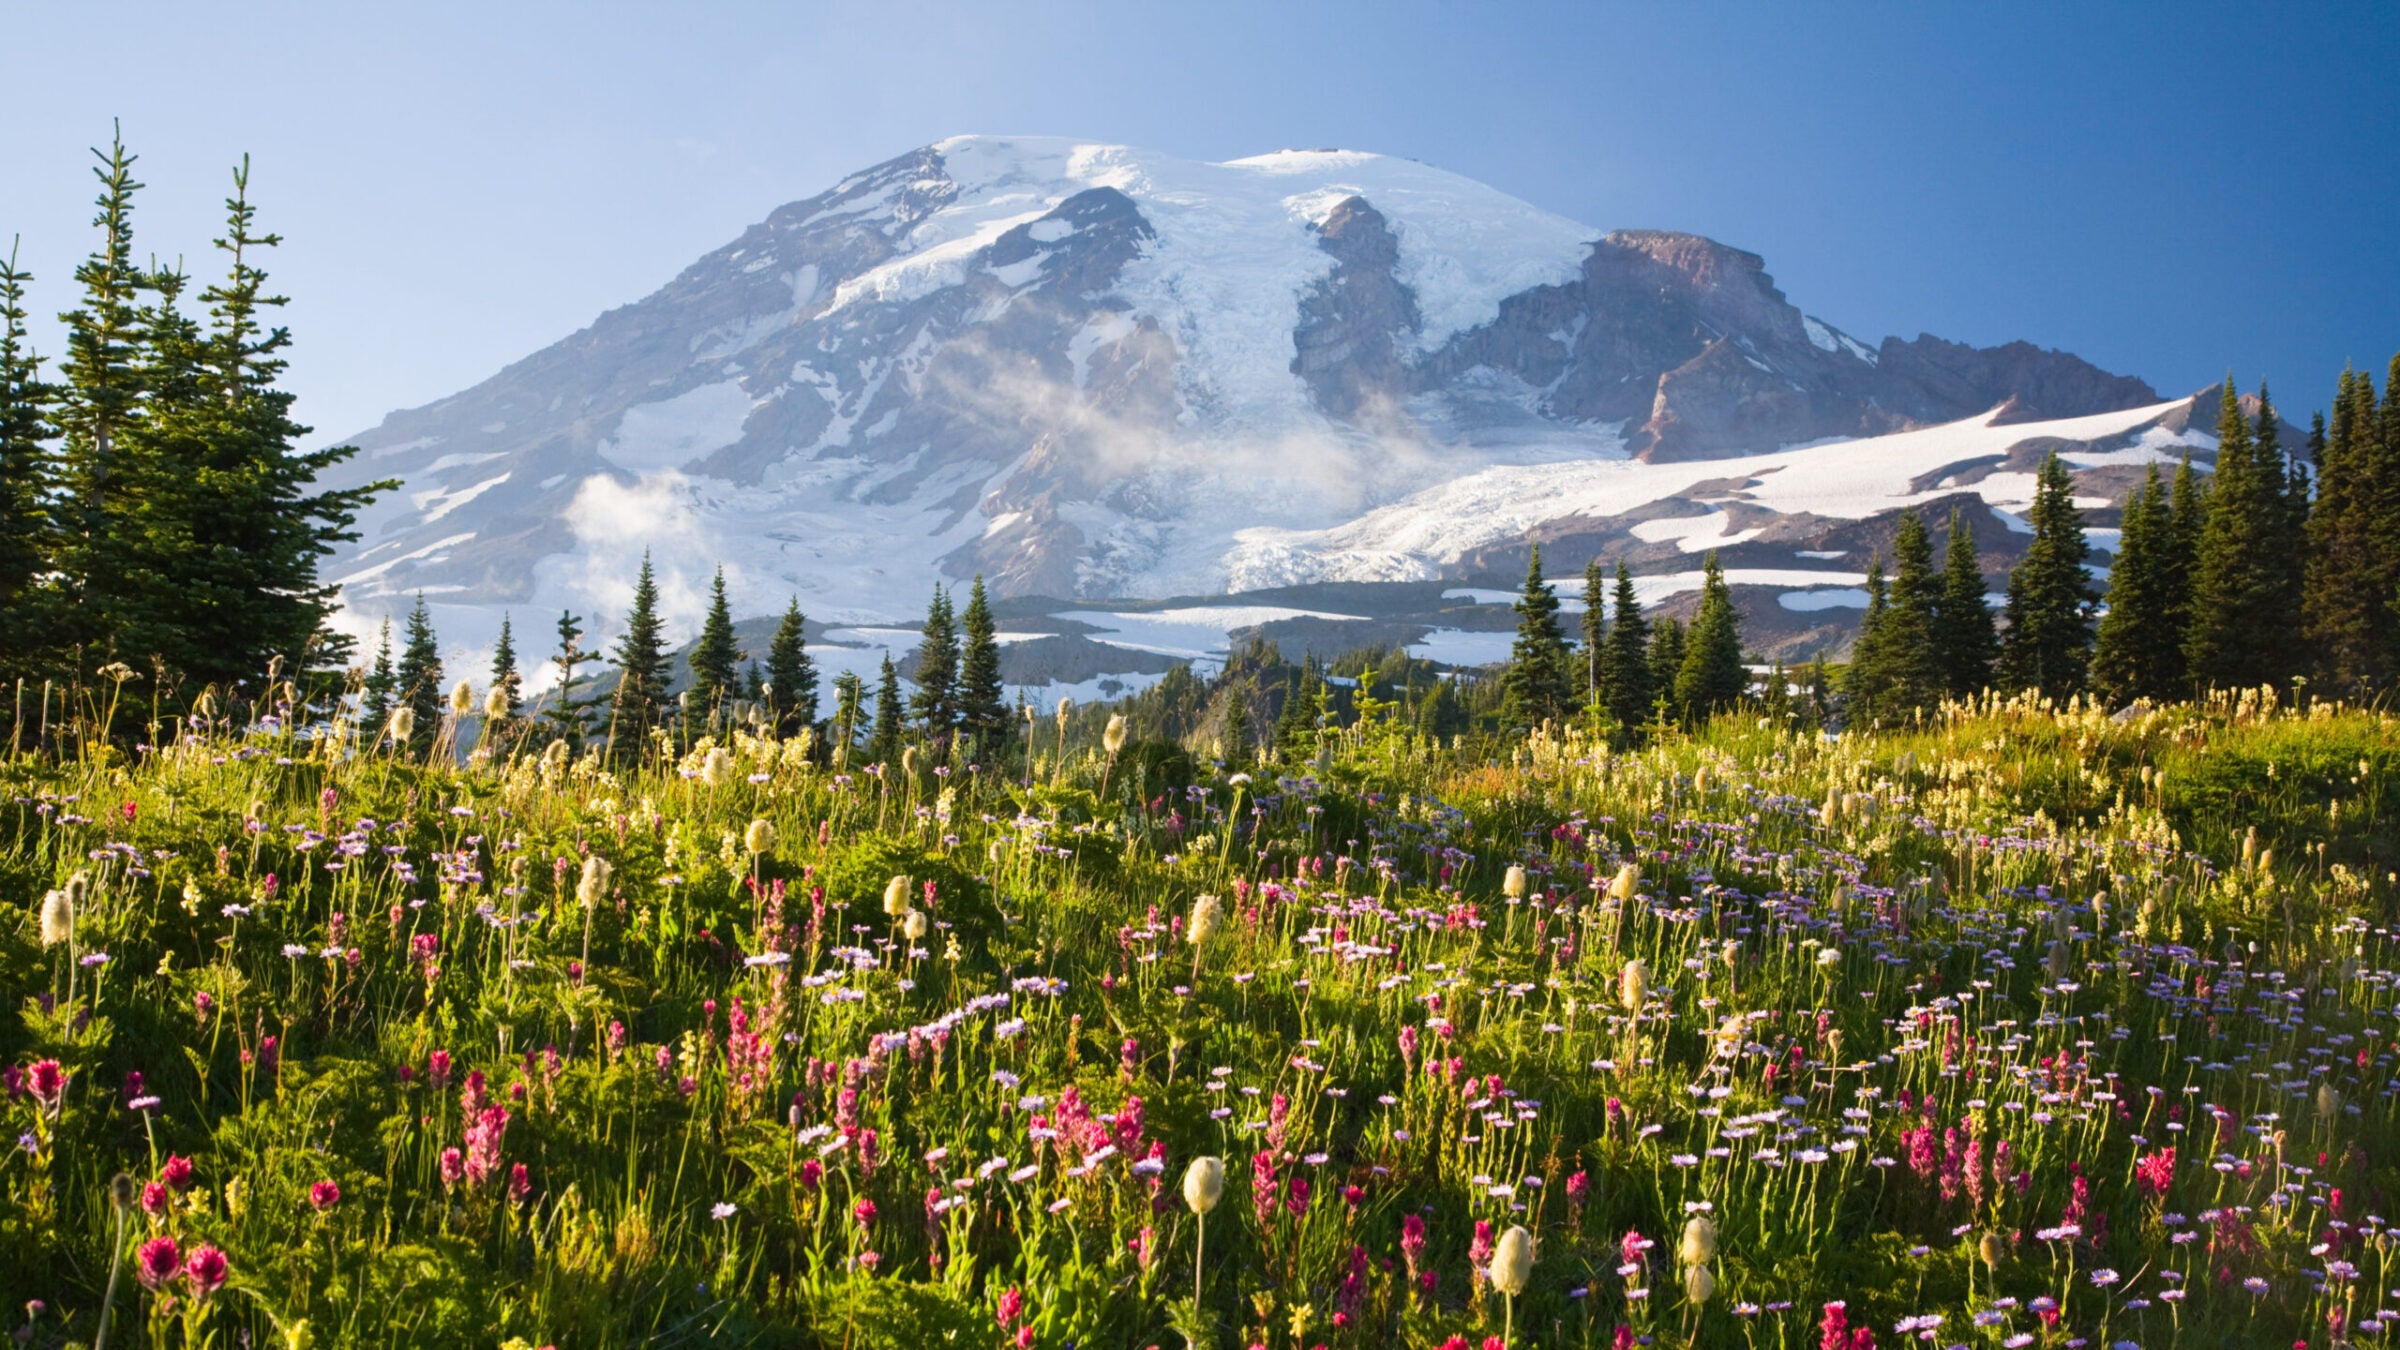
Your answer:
359;619;395;736
1499;544;1575;730
2091;467;2185;704
1647;616;1686;713
1601;561;1651;731
1415;675;1466;744
1579;557;1608;708
908;584;958;742
1996;451;2097;697
956;575;1007;752
764;598;819;737
1931;508;1998;698
542;609;600;751
393;596;443;758
743;662;765;703
687;566;741;722
1674;551;1748;718
482;614;522;751
1277;662;1323;758
1220;680;1251;763
1845;516;1941;723
869;655;904;765
2187;382;2305;690
608;554;674;757
2304;366;2393;693
1845;556;1893;722
0;241;53;679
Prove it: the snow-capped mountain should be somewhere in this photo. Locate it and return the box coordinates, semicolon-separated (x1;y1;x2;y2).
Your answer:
323;135;2211;681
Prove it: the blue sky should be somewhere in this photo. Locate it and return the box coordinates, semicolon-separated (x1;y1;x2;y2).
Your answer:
3;1;2394;443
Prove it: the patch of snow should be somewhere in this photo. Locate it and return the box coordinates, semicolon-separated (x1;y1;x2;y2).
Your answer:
1630;509;1765;553
601;381;755;473
1408;627;1517;668
424;451;506;474
1802;316;1839;353
413;472;510;525
1795;549;1847;560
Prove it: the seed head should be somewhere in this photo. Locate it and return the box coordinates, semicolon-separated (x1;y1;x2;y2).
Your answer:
1183;1156;1225;1214
1490;1225;1535;1296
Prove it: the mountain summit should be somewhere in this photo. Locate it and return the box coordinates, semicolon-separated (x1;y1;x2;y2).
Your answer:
325;136;2187;652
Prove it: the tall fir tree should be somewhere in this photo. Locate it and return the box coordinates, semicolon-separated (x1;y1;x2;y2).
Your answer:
764;598;819;737
869;655;905;765
687;566;741;720
956;575;1007;753
393;596;443;758
1674;551;1747;718
1845;556;1893;722
2090;467;2184;703
1996;451;2097;697
542;609;600;750
1647;616;1686;713
909;584;958;741
1847;516;1942;724
2187;382;2306;690
1579;557;1608;708
358;619;396;736
0;241;52;679
1600;561;1650;731
483;613;522;750
1931;508;1998;698
2304;366;2394;693
608;553;674;757
1499;544;1576;730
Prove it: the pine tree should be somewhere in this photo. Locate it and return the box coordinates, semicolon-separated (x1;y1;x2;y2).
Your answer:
1579;557;1608;708
1674;551;1748;718
956;575;1007;752
393;596;443;757
2187;382;2305;690
1220;680;1251;762
869;655;905;765
482;614;522;751
359;619;396;735
688;566;741;721
2090;468;2182;704
1500;545;1575;730
608;554;674;757
1846;516;1941;723
48;129;148;672
1601;561;1650;731
0;241;53;679
2304;366;2393;693
1996;451;2097;697
1931;508;1998;697
1415;675;1466;744
1647;616;1686;713
1277;662;1324;758
743;661;765;703
542;609;600;751
764;598;819;737
909;584;958;742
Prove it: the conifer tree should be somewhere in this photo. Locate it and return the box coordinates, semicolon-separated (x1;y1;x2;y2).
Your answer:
1579;557;1607;707
1220;680;1251;762
1847;516;1941;723
956;575;1007;752
2090;467;2183;704
2187;383;2305;690
688;566;741;721
1844;556;1893;722
1674;551;1748;718
1647;616;1685;712
1414;676;1466;745
359;619;395;736
1931;508;1998;697
744;662;764;703
869;655;904;765
48;130;148;670
2305;366;2394;693
542;609;600;751
483;614;522;751
394;596;443;758
0;242;52;678
909;584;958;742
1996;451;2097;697
1500;544;1575;730
764;599;819;737
1600;561;1650;731
608;554;674;756
1277;661;1324;758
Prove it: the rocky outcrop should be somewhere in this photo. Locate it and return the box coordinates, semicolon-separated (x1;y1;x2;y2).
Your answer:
1291;197;1421;421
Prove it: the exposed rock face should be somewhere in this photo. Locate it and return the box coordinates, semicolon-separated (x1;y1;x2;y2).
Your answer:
319;136;2174;658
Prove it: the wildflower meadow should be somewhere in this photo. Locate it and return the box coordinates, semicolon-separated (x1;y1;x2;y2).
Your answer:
3;682;2396;1350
